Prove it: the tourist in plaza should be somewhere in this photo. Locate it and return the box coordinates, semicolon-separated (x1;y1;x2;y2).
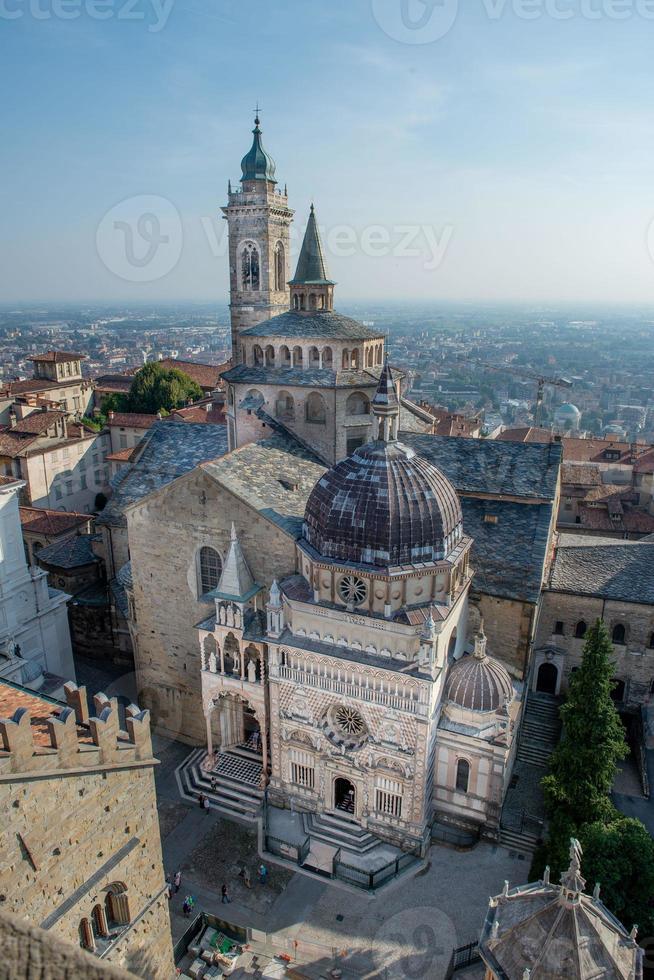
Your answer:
258;864;267;885
174;870;182;894
243;867;252;888
221;883;231;904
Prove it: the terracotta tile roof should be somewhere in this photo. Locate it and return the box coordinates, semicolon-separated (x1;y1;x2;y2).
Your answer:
19;507;92;535
0;431;38;457
497;427;557;444
0;476;21;488
4;379;60;395
168;403;226;425
633;447;654;474
106;447;135;462
93;374;133;393
0;681;63;747
561;436;644;464
106;412;158;429
157;358;231;390
560;462;602;487
28;351;85;363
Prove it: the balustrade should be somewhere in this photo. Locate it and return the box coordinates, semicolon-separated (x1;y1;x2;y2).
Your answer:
277;664;426;715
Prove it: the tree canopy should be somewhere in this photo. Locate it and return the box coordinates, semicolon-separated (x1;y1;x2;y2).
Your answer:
104;363;203;416
542;619;628;827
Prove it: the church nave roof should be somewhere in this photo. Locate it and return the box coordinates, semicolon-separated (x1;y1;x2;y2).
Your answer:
238;309;383;341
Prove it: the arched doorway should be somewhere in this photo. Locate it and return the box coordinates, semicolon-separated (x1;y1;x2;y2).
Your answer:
334;777;355;815
536;662;558;695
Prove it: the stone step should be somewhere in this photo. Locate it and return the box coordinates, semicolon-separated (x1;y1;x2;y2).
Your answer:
174;749;262;822
303;813;380;853
516;749;551;767
190;766;263;806
499;827;540;855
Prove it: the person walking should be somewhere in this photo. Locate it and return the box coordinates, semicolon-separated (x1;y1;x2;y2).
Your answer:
258;863;267;885
174;870;182;894
243;867;252;889
221;883;231;904
203;794;210;814
182;898;190;918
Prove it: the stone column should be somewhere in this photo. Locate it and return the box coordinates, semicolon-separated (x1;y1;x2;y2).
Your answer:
205;707;213;756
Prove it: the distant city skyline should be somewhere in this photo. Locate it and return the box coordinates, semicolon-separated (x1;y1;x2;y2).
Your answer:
3;0;654;304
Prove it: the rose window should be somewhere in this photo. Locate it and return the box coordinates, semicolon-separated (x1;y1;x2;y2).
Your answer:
339;575;367;606
334;705;366;736
322;703;369;749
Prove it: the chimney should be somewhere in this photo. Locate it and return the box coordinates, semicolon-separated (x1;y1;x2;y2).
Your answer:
9;412;16;429
41;404;48;413
108;411;115;421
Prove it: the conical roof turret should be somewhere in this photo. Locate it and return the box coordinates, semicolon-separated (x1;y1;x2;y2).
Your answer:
289;205;334;285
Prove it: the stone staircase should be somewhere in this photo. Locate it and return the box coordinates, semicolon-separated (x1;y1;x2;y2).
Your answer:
516;692;562;767
175;746;264;822
498;825;542;855
301;811;380;854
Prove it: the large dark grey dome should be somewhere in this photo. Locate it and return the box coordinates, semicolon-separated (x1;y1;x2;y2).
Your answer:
302;440;463;568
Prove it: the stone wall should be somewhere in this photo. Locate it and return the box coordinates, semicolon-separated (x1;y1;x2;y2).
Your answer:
0;692;173;979
535;591;654;707
127;467;298;743
472;593;536;680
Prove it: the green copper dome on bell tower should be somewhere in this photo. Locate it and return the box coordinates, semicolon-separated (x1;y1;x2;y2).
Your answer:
240;114;277;183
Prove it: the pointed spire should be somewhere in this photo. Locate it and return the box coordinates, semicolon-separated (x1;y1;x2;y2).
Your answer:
474;623;487;660
240;112;277;183
560;838;586;901
215;523;257;601
289;205;334;286
371;356;400;442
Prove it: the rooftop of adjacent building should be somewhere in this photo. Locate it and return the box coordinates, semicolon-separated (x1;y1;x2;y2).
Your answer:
28;351;86;364
19;506;92;535
548;535;654;604
36;533;99;570
237;310;383;342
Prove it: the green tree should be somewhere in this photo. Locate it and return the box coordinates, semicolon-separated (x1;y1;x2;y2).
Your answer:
580;817;654;936
100;391;128;414
542;619;628;826
125;363;202;415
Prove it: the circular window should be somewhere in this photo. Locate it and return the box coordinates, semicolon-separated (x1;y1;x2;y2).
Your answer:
334;705;366;737
339;575;367;606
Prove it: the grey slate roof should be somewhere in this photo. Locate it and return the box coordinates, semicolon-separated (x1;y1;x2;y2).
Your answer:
549;540;654;604
401;432;562;500
223;363;383;389
37;534;98;570
238;310;382;340
98;420;229;527
461;497;554;603
202;431;326;538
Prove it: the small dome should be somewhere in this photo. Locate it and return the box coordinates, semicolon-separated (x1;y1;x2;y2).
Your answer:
303;440;463;568
241;116;276;183
556;403;581;418
445;633;513;712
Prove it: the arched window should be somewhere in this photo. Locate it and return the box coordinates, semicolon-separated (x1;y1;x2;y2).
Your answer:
292;346;303;368
306;392;327;424
611;678;626;702
280;345;291;367
199;547;222;596
346;392;370;417
274;241;285;291
351;349;360;369
649;632;654;649
455;759;470;793
309;346;320;368
264;345;275;366
202;634;217;671
79;917;94;950
574;621;587;639
612;623;626;645
309;293;317;310
241;242;260;290
105;883;130;927
293;294;300;311
554;621;564;636
91;904;108;939
376;343;383;365
275;391;295;420
253;344;263;366
342;349;350;370
322;347;333;369
366;348;373;368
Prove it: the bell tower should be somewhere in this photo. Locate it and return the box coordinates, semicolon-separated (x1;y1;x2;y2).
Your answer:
222;114;294;364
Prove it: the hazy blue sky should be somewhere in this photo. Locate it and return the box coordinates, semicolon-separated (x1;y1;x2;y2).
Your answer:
2;0;654;304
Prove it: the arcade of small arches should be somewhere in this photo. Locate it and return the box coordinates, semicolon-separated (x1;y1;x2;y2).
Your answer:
203;690;266;764
532;648;629;703
201;630;264;685
241;387;372;425
239;339;384;373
